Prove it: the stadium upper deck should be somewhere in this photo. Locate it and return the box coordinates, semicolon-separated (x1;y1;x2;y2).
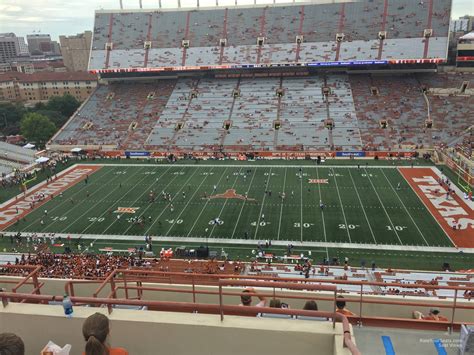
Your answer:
89;0;451;72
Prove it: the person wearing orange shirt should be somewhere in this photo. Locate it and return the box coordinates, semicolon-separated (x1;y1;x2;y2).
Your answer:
336;297;356;316
82;313;128;355
412;309;448;322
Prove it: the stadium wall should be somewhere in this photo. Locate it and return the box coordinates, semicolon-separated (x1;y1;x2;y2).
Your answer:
1;276;473;323
0;303;349;355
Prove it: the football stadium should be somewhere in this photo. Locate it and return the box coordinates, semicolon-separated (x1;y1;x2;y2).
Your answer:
0;0;473;354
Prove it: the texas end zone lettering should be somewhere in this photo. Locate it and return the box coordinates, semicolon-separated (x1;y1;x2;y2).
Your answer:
0;166;100;229
399;168;474;248
412;176;473;230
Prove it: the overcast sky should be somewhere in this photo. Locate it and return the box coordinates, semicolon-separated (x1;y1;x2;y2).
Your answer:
0;0;472;41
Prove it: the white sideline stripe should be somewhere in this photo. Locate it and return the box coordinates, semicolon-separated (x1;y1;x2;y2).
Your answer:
380;168;429;246
4;231;473;254
76;163;433;169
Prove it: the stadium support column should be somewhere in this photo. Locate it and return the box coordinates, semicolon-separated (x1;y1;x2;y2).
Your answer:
219;8;228;65
105;14;114;69
181;12;191;66
423;0;434;58
220;77;240;147
295;5;305;63
256;7;267;65
334;2;345;62
274;76;283;149
139;0;143;8
159;0;162;8
377;0;389;60
144;13;153;68
119;0;123;9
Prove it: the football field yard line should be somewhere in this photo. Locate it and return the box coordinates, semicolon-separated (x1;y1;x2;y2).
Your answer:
59;167;139;233
316;166;329;261
230;168;258;239
364;168;403;245
186;167;229;238
91;166;173;235
166;167;215;236
379;168;429;246
331;167;352;243
80;166;153;234
142;166;200;236
254;167;272;240
348;168;377;244
17;166;113;232
208;167;243;238
277;167;288;240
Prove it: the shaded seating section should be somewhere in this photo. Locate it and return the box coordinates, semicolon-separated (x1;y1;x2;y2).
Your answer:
51;73;473;152
222;77;280;150
350;75;429;150
51;81;176;149
417;73;474;147
89;0;451;71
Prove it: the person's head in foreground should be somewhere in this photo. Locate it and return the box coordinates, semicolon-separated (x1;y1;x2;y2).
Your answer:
0;332;24;355
82;312;128;355
303;300;318;311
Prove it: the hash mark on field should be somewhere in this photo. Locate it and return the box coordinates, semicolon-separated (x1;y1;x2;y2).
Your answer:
277;167;287;241
186;167;228;238
316;166;329;261
254;167;273;239
208;167;243;239
79;167;152;234
166;167;215;236
363;168;402;244
102;166;173;235
331;168;351;243
230;168;258;239
21;167;113;232
348;168;377;244
66;167;143;233
142;166;200;236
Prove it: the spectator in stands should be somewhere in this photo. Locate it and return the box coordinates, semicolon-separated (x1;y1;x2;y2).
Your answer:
336;296;355;316
82;313;128;355
0;333;24;355
239;287;267;307
412;309;448;322
303;300;318;311
269;299;288;309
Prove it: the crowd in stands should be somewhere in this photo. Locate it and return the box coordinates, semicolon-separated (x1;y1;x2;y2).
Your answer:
89;0;451;69
50;72;473;153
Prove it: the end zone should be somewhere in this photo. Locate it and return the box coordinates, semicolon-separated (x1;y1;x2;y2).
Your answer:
0;165;102;230
399;167;474;248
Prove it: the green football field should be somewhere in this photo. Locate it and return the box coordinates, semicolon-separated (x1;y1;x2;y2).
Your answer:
2;161;473;270
6;163;454;245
